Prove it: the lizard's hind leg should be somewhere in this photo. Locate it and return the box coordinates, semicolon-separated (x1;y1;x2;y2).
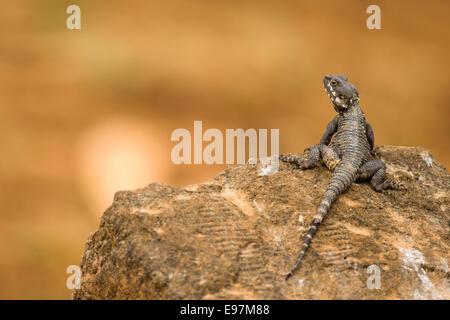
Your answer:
280;144;340;171
356;159;403;192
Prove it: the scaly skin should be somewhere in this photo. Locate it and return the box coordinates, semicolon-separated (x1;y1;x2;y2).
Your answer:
281;74;403;280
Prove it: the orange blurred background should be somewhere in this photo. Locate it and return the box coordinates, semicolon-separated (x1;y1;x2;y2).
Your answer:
0;0;448;299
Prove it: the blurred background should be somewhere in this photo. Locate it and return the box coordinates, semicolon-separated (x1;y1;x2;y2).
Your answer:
0;0;448;299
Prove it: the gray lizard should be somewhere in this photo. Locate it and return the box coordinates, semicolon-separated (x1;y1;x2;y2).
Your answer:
280;74;402;280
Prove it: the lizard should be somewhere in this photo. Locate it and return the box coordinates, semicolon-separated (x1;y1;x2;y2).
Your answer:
280;74;403;280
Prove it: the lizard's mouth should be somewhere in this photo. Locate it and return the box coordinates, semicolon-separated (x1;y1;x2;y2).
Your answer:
325;82;349;112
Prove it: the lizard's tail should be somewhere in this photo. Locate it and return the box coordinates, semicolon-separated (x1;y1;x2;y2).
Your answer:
286;162;358;280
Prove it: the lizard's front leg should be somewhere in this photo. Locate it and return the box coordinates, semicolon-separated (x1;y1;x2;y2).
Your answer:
280;144;340;171
366;122;375;152
280;116;339;169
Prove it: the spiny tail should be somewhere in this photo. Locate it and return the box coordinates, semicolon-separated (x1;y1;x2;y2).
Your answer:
285;162;358;280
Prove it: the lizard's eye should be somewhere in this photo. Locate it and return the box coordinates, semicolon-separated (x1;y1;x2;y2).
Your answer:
331;80;337;86
339;95;345;99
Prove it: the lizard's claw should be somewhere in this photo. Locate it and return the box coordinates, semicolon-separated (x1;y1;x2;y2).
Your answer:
377;180;405;192
389;181;406;190
297;160;314;169
280;154;310;169
279;154;291;162
280;154;299;164
280;154;315;170
371;147;380;157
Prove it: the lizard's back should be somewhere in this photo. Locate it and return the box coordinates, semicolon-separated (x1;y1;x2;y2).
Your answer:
330;105;372;165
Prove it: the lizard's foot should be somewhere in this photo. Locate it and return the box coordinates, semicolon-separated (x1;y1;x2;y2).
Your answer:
372;146;380;157
279;154;302;165
389;180;405;190
279;154;316;169
374;180;405;192
297;159;317;169
279;153;295;162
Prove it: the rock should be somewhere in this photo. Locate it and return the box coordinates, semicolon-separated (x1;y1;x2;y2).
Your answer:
73;146;449;300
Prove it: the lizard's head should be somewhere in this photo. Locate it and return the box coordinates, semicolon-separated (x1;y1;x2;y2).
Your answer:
323;74;359;113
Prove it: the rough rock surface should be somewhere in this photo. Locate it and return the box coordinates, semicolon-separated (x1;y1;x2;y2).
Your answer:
73;146;449;300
